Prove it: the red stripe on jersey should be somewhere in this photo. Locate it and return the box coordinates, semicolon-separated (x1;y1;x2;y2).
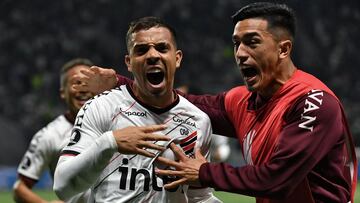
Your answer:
182;142;196;152
180;131;197;144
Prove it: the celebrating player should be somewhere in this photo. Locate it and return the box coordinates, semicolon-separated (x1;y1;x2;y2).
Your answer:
53;17;220;202
13;58;95;203
74;2;357;203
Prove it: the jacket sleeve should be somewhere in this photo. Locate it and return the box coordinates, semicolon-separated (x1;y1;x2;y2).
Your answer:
198;91;347;199
181;92;236;138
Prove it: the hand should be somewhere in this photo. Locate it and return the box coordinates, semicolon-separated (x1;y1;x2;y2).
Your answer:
113;125;170;157
155;143;207;189
72;66;118;95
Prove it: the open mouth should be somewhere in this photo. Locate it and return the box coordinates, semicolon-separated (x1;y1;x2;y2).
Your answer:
147;70;165;85
75;95;91;103
241;66;258;78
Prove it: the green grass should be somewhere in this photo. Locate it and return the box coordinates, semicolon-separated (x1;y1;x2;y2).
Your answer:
1;185;359;203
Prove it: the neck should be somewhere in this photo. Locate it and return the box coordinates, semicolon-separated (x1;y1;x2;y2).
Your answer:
259;60;296;99
65;111;76;124
131;84;175;108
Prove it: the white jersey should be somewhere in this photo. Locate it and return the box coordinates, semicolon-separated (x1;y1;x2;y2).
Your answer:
18;115;90;203
55;85;220;203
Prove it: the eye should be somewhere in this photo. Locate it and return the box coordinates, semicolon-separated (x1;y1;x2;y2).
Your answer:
133;45;149;55
155;43;169;53
244;37;260;48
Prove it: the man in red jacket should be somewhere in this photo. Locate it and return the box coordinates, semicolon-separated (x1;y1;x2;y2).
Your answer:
73;2;357;202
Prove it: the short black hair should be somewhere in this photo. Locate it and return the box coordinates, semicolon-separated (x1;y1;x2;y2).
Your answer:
125;16;177;51
60;58;93;88
232;2;296;40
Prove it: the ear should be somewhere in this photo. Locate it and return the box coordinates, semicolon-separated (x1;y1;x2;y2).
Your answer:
175;50;183;69
125;55;132;72
60;88;65;100
278;40;292;59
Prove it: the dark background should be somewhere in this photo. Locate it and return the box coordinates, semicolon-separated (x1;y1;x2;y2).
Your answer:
1;0;359;165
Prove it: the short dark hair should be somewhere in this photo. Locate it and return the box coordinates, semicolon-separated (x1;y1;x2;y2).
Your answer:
232;2;296;41
60;58;93;88
125;16;177;51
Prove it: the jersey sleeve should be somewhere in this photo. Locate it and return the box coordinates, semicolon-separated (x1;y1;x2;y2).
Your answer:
181;92;236;138
17;129;52;181
199;91;347;199
53;97;118;201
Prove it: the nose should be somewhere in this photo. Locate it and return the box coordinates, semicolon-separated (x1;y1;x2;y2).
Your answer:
235;43;249;64
146;47;160;65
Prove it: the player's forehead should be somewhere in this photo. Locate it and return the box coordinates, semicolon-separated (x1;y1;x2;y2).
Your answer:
232;18;271;40
129;27;174;48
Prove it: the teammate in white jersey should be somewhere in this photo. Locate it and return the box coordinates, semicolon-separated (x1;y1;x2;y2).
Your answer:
13;58;95;203
54;17;220;203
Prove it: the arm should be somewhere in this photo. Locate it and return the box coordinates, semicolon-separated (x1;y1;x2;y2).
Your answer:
180;93;236;138
54;97;169;200
13;176;63;203
72;67;236;137
157;91;347;199
199;92;345;198
14;128;63;203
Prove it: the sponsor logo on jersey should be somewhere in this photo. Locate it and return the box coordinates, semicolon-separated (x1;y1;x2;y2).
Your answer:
112;106;148;121
172;115;197;128
119;107;147;117
117;158;181;192
298;89;324;131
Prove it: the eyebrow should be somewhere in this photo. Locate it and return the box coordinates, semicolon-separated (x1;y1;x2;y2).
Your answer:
232;32;260;41
133;41;169;48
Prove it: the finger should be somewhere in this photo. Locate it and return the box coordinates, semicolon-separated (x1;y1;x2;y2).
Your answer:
72;84;87;92
140;124;167;133
140;141;166;151
169;143;188;160
163;178;187;189
80;68;96;78
73;73;90;81
144;134;170;142
194;148;204;159
136;148;156;158
156;156;183;169
90;66;101;74
155;168;184;176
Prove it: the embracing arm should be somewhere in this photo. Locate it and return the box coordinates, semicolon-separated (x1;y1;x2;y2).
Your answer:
72;67;235;138
199;92;347;199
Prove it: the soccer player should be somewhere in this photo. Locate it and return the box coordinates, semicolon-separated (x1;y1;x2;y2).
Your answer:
75;2;357;203
53;17;220;203
13;58;95;203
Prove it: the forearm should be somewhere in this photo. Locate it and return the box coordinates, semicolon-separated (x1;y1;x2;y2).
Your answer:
53;132;117;200
199;93;345;198
13;180;49;203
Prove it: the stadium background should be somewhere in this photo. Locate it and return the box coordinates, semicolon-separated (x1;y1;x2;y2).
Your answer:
0;0;359;202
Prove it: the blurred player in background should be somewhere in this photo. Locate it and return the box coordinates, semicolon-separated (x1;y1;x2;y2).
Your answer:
75;2;357;203
13;58;95;203
53;17;220;202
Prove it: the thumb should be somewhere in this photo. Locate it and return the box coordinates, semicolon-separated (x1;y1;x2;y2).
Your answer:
194;148;204;159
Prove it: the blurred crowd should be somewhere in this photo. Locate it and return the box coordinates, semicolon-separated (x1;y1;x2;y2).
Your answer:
0;0;359;165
